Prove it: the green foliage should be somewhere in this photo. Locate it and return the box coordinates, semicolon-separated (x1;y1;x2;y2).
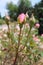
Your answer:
6;0;32;21
6;2;18;21
0;13;1;19
18;0;32;14
34;0;43;35
0;19;5;25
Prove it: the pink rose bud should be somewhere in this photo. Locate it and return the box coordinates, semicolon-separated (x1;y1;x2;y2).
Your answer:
30;14;35;23
18;13;26;24
5;14;10;20
41;34;43;36
35;23;40;28
33;36;40;42
26;13;29;18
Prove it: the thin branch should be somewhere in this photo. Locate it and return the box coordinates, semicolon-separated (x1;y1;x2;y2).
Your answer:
13;27;21;65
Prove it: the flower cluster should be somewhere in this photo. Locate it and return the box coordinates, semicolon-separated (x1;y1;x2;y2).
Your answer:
0;13;42;65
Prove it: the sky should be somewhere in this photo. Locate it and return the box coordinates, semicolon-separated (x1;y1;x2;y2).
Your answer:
0;0;41;17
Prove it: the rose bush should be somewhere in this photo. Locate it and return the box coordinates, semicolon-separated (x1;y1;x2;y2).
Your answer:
0;13;43;65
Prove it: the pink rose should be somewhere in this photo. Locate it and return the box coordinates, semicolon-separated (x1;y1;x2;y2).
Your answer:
33;36;40;42
18;13;26;23
41;34;43;36
35;23;40;28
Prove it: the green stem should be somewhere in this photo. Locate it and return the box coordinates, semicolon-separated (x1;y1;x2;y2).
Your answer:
19;26;31;52
26;27;31;42
13;27;21;65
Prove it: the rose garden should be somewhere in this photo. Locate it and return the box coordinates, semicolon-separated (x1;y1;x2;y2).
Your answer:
0;0;43;65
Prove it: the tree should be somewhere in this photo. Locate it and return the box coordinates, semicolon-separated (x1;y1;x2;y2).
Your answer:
0;13;1;19
6;0;32;21
18;0;32;14
34;0;43;35
6;2;18;21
